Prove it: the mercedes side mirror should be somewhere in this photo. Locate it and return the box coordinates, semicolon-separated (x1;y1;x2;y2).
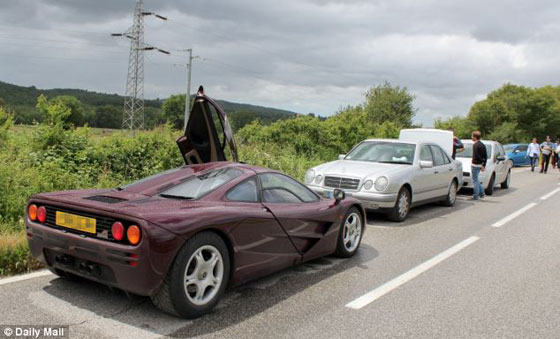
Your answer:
338;154;346;160
333;189;346;202
419;160;434;168
496;155;506;162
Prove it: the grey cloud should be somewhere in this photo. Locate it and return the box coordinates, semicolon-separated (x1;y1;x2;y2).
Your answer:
1;0;559;125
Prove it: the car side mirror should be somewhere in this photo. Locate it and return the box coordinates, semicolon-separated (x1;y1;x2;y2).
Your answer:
419;160;433;168
338;154;346;160
514;149;520;153
496;155;506;162
333;189;345;202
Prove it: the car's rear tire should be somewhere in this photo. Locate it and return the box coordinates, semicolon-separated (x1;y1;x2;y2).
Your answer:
441;180;458;207
501;170;511;189
387;187;411;222
485;173;495;196
151;232;230;319
335;207;363;258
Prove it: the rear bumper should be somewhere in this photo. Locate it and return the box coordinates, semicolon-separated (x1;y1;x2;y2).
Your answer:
461;173;488;189
25;220;182;297
310;186;397;209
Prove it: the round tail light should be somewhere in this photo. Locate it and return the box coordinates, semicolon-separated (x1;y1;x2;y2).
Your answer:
111;222;125;241
37;206;47;223
127;225;141;245
28;204;38;221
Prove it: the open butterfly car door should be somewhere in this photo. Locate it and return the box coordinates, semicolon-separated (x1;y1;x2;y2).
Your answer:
177;86;238;165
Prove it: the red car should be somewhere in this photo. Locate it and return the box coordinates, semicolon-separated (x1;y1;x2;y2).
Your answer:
25;87;365;318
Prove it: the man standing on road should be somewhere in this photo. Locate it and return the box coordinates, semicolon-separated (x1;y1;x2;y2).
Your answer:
527;137;540;172
471;131;487;200
449;127;464;159
540;136;553;174
553;137;560;169
556;141;560;172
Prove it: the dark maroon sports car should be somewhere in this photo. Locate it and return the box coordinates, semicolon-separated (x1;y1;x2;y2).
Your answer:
25;87;365;318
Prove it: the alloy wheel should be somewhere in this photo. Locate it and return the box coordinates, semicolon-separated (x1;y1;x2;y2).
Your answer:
183;245;224;306
398;191;410;218
449;182;457;204
342;212;362;252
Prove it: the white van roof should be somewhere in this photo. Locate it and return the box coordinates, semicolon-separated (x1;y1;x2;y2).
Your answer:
399;128;453;157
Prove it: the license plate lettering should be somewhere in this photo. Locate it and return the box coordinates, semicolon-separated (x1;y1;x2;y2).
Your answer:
55;211;96;234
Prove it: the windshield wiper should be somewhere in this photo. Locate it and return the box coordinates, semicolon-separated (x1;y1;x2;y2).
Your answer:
159;193;194;200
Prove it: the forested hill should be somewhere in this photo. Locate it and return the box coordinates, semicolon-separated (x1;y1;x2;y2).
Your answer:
0;80;299;129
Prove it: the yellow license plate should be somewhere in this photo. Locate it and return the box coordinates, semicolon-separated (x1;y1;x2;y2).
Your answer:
55;211;96;234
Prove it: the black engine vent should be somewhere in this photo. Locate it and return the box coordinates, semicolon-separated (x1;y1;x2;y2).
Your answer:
84;195;127;204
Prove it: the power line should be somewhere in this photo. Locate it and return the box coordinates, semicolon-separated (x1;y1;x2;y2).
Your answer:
165;19;324;72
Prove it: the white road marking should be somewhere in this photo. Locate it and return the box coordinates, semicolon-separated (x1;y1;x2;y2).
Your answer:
345;236;480;309
540;187;560;200
0;270;52;286
491;203;538;228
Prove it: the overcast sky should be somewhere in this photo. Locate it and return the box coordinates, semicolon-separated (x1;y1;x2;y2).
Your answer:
1;0;559;125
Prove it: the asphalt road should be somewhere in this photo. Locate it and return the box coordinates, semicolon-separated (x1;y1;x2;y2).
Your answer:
1;167;560;339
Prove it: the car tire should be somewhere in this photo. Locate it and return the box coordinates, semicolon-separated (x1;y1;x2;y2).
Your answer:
485;173;495;196
500;170;511;189
335;207;363;258
387;187;411;222
441;180;458;207
151;232;230;319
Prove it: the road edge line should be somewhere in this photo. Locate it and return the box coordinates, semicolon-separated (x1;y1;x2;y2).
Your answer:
0;270;52;286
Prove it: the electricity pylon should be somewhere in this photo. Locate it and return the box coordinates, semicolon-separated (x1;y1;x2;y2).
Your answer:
112;0;169;131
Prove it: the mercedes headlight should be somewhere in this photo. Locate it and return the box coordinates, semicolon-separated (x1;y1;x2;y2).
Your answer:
314;174;323;185
363;180;373;190
374;176;389;191
305;169;316;184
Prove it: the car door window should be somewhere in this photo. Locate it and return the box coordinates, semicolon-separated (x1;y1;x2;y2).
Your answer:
518;145;528;153
429;146;445;166
260;173;319;203
420;145;433;162
226;178;258;202
435;146;451;164
495;144;503;162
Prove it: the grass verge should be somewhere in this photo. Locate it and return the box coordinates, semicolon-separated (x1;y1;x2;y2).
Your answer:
0;230;43;276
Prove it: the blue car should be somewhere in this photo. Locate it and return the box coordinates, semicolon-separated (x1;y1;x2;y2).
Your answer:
504;143;530;166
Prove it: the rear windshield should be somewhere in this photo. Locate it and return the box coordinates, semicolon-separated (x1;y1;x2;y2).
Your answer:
160;167;242;199
457;143;492;158
117;168;183;191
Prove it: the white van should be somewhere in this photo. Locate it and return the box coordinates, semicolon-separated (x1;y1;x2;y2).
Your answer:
399;128;454;157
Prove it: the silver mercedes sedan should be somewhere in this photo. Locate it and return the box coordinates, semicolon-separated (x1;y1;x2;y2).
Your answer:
305;139;463;221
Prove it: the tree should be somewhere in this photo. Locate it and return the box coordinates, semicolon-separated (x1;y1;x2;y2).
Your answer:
161;94;187;130
363;82;416;128
51;95;86;127
144;106;165;130
230;110;257;132
433;116;475;139
94;105;121;129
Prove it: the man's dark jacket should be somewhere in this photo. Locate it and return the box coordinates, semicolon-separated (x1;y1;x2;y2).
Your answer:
472;140;487;167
